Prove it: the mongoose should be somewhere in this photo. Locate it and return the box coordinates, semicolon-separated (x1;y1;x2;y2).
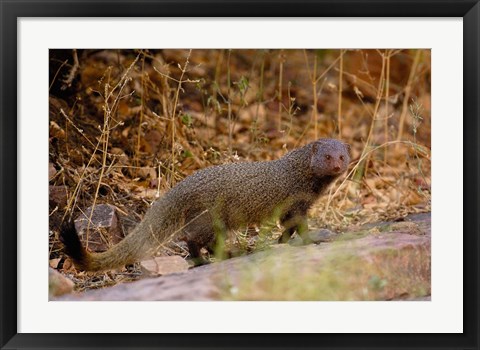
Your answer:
61;138;350;271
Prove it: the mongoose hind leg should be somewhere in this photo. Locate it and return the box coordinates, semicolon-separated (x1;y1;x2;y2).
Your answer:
186;240;211;267
183;210;218;266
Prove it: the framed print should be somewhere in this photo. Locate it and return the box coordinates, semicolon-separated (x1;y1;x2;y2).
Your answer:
1;0;479;349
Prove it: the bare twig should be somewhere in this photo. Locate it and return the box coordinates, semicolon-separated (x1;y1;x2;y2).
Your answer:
396;50;422;145
49;59;68;91
337;49;344;138
61;49;79;90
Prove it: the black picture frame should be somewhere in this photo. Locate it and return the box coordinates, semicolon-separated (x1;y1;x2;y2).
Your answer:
1;1;479;349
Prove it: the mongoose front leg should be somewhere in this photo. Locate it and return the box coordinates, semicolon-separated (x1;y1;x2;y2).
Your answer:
294;216;310;242
183;212;217;267
279;210;309;243
206;230;232;260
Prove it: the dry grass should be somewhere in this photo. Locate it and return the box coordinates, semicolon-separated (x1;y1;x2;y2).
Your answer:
48;49;431;289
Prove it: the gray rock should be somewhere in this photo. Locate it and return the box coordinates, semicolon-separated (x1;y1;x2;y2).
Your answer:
140;256;190;277
56;213;431;301
74;204;123;252
49;268;74;298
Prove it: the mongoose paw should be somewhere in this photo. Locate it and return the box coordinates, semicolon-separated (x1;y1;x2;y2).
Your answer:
288;235;305;246
188;257;211;268
278;232;293;244
289;229;336;246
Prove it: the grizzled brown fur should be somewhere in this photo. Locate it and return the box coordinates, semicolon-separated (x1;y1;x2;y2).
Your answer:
61;138;350;271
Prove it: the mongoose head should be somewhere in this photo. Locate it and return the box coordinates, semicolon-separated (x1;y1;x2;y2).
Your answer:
310;139;351;178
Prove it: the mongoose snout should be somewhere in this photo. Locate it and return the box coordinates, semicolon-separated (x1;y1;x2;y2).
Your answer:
322;156;346;174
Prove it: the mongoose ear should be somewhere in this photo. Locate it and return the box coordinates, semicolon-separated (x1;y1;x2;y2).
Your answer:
343;142;351;154
311;140;325;154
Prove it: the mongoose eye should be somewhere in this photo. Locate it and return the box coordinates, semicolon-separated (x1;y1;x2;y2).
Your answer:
325;155;331;160
340;155;344;161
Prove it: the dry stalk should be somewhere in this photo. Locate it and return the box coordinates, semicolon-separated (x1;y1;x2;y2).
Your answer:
61;49;79;90
336;140;430;199
135;52;146;177
49;59;68;91
337;49;344;138
169;49;193;185
250;52;266;148
302;50;318;139
312;53;318;139
384;50;391;163
315;50;346;84
304;50;346;139
322;139;431;220
85;55;139;248
396;50;422;148
59;109;97;151
213;50;224;103
149;209;209;256
226;49;233;155
349;50;387;195
60;110;105;222
277;50;285;132
285;82;300;143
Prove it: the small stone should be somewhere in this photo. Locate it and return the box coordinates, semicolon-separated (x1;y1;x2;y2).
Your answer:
389;221;424;235
62;258;73;272
140;256;189;276
307;229;336;243
49;258;61;269
49;163;57;181
144;129;163;154
49;268;74;298
74;204;123;252
137;166;157;180
288;229;336;246
49;185;68;208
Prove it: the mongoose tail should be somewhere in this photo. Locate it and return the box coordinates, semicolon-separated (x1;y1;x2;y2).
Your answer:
60;220;149;272
60;197;179;272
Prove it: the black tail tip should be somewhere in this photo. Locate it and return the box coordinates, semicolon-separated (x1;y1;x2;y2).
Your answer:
59;220;87;266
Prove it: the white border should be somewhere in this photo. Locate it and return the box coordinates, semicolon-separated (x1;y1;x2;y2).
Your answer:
18;18;463;333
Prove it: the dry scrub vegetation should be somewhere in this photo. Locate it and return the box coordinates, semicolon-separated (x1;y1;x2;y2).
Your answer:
49;49;431;290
